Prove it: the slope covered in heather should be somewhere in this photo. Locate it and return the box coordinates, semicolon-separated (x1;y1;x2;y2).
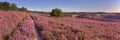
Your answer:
0;10;120;40
0;11;37;40
30;13;120;40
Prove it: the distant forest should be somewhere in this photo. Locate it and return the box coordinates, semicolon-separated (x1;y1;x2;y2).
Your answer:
0;1;27;11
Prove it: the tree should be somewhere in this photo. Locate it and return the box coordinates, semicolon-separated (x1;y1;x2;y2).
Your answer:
0;1;11;10
11;3;18;11
19;7;27;12
50;8;64;17
0;1;28;11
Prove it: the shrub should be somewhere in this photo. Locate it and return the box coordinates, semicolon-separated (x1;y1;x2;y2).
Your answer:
50;8;64;17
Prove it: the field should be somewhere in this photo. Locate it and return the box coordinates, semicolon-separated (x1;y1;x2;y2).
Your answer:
0;10;120;40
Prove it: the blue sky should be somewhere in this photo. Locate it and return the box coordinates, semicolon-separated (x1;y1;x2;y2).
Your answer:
0;0;120;12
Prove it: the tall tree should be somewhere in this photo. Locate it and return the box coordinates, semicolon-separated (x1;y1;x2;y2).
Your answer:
11;3;18;11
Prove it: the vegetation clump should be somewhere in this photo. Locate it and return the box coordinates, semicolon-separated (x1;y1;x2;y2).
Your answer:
50;8;64;17
0;1;27;11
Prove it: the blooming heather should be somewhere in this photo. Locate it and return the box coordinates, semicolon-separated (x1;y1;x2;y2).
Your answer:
30;13;120;40
0;10;120;40
0;10;37;40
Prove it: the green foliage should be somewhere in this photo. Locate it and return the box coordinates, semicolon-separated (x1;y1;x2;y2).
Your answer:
10;3;18;11
0;1;27;11
0;1;11;10
50;8;64;17
18;7;27;12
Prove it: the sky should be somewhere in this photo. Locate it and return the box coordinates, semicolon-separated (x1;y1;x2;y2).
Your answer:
0;0;120;12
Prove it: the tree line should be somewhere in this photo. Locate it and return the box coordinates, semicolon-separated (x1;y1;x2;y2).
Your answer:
0;1;27;11
0;1;64;17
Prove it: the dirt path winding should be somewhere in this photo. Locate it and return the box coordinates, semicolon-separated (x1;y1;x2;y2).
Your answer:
29;15;43;40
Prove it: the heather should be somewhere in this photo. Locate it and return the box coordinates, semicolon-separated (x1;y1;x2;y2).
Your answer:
0;1;120;40
9;15;37;40
0;10;120;40
0;10;24;40
0;11;37;40
30;13;120;40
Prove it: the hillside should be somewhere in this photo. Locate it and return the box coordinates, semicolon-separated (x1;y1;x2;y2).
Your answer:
0;11;120;40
